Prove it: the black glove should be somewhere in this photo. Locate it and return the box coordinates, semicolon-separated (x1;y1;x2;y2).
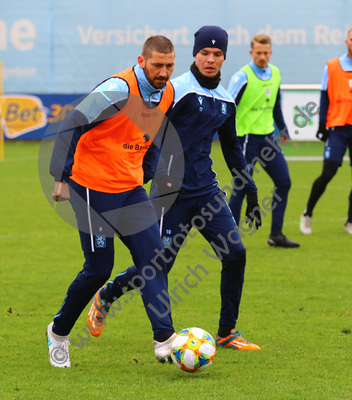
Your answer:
245;192;262;230
154;174;178;197
316;121;329;142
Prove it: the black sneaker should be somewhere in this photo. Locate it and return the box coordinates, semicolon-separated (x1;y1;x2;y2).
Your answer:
268;233;300;248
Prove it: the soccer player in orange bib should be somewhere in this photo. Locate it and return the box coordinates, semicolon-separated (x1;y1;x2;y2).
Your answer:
300;28;352;235
46;36;179;367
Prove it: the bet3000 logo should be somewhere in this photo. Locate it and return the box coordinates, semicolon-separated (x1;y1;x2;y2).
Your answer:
0;95;47;138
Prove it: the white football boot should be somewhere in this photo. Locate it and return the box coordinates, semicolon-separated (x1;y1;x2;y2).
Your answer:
153;333;177;363
46;322;71;368
344;222;352;234
300;214;312;234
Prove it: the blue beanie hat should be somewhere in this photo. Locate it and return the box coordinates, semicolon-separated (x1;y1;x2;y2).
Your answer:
193;26;228;59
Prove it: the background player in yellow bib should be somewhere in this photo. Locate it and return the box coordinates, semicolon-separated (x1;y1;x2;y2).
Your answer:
227;34;300;248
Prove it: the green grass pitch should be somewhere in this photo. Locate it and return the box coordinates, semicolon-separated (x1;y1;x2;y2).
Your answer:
0;140;351;399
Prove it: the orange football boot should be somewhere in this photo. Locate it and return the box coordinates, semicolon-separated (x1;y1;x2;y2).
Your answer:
87;287;110;337
216;329;261;350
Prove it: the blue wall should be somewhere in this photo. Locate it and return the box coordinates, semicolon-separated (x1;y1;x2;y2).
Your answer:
1;0;351;93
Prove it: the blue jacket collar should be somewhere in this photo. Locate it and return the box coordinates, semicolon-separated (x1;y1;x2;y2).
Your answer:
249;60;272;80
339;53;352;71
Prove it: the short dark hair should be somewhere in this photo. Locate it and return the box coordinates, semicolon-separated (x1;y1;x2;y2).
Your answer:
348;27;352;37
251;34;271;49
142;36;175;60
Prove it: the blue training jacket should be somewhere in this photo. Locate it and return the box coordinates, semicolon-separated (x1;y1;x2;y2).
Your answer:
164;70;257;199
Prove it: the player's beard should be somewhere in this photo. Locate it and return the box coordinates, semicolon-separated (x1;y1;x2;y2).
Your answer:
144;65;167;89
258;60;268;68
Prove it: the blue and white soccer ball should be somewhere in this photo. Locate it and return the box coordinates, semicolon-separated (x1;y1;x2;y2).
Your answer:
170;327;216;373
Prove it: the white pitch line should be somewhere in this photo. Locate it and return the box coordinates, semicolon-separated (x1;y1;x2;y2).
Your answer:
283;217;346;226
286;156;350;162
229;182;349;191
0;232;77;239
1;218;348;238
1;156;39;162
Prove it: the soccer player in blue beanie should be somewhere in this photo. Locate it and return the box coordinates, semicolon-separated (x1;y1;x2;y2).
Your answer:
88;26;263;360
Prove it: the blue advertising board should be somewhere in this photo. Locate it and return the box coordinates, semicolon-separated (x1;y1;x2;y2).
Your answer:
0;93;85;139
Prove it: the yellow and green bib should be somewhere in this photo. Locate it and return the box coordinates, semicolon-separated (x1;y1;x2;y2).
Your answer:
236;63;281;136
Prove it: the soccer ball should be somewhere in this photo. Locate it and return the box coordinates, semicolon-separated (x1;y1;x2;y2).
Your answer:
170;327;216;373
